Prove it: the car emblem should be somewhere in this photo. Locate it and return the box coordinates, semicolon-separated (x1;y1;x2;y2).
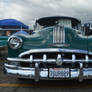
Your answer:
56;54;63;65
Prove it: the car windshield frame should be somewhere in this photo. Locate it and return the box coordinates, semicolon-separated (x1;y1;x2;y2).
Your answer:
34;16;81;31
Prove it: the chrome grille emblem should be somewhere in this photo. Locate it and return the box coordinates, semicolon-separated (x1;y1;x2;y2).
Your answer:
56;54;63;65
53;25;65;44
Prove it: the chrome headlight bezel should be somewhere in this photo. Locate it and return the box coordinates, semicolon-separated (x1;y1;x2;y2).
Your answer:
8;35;23;50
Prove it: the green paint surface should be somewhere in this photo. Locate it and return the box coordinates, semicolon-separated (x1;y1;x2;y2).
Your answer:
8;26;92;58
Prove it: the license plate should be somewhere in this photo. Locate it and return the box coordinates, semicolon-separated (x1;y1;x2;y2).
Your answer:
49;68;69;78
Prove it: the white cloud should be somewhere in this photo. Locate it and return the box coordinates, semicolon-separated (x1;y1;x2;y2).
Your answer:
0;0;92;26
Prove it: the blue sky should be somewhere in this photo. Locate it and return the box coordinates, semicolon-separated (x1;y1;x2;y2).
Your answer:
0;0;92;26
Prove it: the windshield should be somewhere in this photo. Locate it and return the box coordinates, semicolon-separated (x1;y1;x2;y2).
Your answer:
58;19;72;27
0;30;17;36
34;18;80;31
34;23;44;31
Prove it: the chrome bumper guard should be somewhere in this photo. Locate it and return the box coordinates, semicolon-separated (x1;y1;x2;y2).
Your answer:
4;63;92;82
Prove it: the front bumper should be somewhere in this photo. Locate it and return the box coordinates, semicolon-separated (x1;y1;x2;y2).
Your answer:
4;63;92;82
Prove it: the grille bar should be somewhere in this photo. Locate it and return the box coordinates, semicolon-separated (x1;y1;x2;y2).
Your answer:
53;25;65;44
7;54;92;63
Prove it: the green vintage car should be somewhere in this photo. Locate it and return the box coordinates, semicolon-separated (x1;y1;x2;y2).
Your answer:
4;16;92;82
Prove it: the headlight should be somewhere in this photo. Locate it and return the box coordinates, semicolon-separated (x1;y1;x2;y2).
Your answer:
8;36;23;49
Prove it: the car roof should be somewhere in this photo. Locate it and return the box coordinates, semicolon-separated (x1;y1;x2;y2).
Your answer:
36;16;81;26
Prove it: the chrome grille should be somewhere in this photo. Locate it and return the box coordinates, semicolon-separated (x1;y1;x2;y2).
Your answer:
8;49;92;68
8;52;92;68
18;52;92;63
53;25;65;44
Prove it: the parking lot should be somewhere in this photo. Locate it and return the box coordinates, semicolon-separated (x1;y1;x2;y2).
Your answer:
0;55;92;92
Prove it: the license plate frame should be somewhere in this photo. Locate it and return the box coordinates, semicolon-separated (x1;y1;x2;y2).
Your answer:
49;68;69;78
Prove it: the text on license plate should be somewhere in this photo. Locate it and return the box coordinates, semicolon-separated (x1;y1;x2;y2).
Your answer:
49;68;69;78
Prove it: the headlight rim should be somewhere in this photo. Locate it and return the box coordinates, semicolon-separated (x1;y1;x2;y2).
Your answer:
8;35;23;50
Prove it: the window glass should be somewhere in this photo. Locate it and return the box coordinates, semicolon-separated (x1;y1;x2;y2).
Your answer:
0;30;19;36
34;23;44;31
58;19;72;28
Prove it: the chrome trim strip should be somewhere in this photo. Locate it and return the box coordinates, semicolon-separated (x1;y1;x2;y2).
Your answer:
30;55;33;63
19;48;92;58
72;54;76;63
57;25;59;43
85;55;88;63
7;49;92;64
43;54;47;63
7;57;92;63
79;63;83;82
35;63;39;82
7;58;30;62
